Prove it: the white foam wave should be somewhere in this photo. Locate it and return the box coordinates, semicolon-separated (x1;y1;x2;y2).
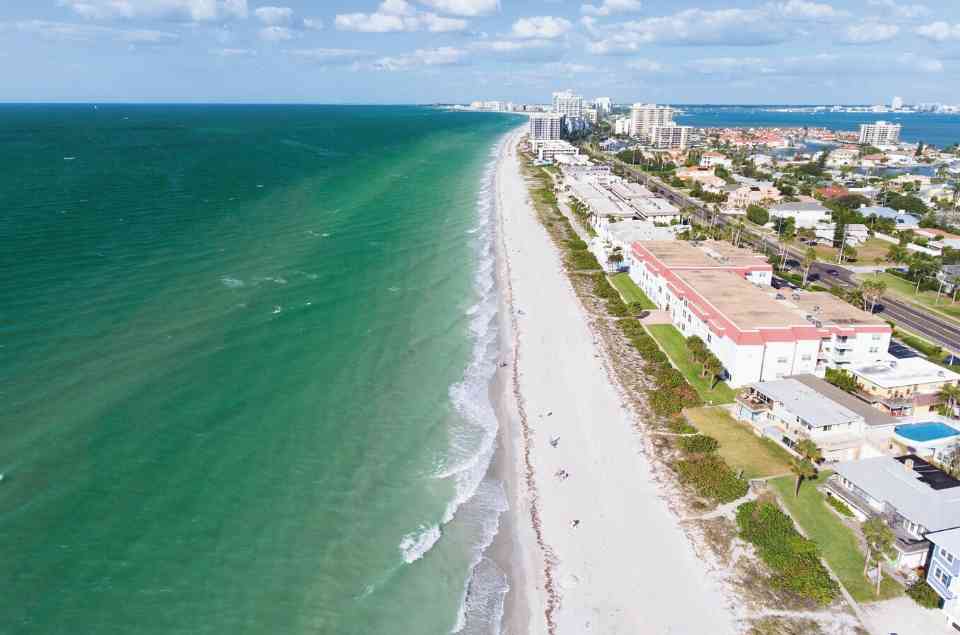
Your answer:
220;277;244;289
399;524;442;564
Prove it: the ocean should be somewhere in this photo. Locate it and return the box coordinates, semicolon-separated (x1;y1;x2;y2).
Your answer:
675;105;960;148
0;105;521;634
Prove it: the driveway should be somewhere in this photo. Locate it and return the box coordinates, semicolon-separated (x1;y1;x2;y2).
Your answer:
860;596;956;635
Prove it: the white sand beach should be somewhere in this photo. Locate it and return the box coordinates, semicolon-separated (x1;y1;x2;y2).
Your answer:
493;128;737;634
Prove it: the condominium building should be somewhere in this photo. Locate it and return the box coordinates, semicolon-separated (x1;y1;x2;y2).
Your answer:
629;103;673;138
614;117;631;136
593;97;612;114
529;113;564;141
552;90;583;119
627;241;891;387
649;123;691;149
848;356;960;418
858;121;901;145
584;108;599;124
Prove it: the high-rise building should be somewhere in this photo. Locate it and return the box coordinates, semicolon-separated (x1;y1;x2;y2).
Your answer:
891;96;904;110
593;97;612;115
630;103;674;138
649;124;692;150
583;108;599;124
858;121;901;146
552;90;583;118
614;117;631;135
529;113;564;141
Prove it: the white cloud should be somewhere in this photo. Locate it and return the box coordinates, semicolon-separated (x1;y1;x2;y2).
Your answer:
213;47;257;56
58;0;248;22
687;52;942;76
916;21;960;42
625;58;667;73
469;38;561;61
842;22;899;44
254;6;292;26
867;0;929;19
335;1;467;32
258;25;295;41
416;0;499;16
290;48;372;64
580;0;643;17
774;0;847;20
511;16;571;39
302;18;322;30
372;46;466;70
16;19;180;44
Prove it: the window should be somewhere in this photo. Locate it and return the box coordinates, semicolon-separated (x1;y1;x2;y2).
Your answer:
942;547;956;564
869;347;879;353
707;334;712;343
872;334;882;341
801;354;812;361
936;565;953;588
777;357;788;363
823;425;833;432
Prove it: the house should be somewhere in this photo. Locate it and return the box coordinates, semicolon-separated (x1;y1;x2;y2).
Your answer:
828;147;859;167
848;356;960;418
826;455;960;570
628;242;891;387
675;167;726;191
816;184;850;200
814;223;869;246
860;205;920;230
700;151;732;169
748;153;774;168
736;376;867;461
769;200;831;228
924;528;960;629
590;219;687;271
725;177;781;209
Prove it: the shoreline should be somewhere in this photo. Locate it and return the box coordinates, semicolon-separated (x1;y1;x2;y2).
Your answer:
487;128;738;633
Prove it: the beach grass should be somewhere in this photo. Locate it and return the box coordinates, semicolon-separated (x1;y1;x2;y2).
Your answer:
870;272;960;323
769;472;903;603
684;406;793;479
645;324;736;404
609;273;656;309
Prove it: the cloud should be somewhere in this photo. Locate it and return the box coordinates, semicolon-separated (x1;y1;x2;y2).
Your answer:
842;22;899;44
302;18;322;30
625;58;667;73
289;48;372;64
258;25;295;41
416;0;499;16
580;0;643;17
511;16;571;39
371;46;466;70
15;19;180;44
774;0;847;20
686;52;943;77
867;0;929;19
254;6;292;26
469;38;562;62
57;0;248;22
335;1;467;32
213;47;257;56
916;21;960;42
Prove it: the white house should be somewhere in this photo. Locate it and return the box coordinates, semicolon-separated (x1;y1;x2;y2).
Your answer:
769;200;831;228
700;151;733;169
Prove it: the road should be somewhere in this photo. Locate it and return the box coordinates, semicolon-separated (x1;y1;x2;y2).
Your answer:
588;151;960;353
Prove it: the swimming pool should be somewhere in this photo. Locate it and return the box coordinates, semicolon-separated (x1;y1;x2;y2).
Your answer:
895;422;960;443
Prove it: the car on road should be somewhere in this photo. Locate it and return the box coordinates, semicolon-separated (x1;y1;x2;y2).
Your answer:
827;269;840;277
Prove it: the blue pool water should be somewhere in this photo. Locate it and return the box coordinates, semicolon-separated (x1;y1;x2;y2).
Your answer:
895;422;960;443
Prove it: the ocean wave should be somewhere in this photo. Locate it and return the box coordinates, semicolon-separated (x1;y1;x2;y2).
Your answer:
399;524;442;564
220;276;244;289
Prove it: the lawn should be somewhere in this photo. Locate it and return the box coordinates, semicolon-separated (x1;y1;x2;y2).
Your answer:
870;272;960;323
645;324;736;404
792;238;896;267
684;406;794;479
609;273;656;309
770;472;903;603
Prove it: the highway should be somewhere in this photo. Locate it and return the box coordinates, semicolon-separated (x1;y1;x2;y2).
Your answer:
591;153;960;353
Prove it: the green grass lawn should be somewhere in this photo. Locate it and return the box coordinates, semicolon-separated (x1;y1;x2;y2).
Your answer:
684;406;794;479
609;273;656;309
645;324;736;404
870;272;960;323
769;472;903;603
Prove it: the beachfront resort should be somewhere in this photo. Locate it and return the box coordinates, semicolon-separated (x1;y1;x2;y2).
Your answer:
502;88;960;634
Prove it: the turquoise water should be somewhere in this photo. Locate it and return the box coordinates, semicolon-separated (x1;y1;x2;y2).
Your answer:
895;422;960;443
0;105;521;634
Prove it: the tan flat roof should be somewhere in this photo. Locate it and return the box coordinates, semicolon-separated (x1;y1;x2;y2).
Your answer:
641;240;767;269
791;292;888;328
674;270;806;329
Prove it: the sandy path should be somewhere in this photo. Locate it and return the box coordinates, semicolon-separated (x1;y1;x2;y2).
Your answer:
494;129;737;634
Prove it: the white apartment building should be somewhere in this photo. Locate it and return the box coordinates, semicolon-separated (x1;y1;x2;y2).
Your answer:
700;152;733;169
584;108;599;124
859;121;902;146
535;140;579;163
649;124;692;149
627;241;891;387
529;113;563;141
891;96;904;110
614;117;631;135
630;103;673;138
593;97;612;114
552;90;583;119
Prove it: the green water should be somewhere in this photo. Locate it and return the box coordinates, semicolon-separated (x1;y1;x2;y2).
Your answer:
0;105;520;634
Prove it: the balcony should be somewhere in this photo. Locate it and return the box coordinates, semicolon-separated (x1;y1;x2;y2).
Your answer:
736;391;772;414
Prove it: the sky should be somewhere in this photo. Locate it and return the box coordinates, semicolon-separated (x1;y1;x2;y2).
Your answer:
1;0;959;104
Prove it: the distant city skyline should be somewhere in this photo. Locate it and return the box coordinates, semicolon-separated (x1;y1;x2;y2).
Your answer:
2;0;960;103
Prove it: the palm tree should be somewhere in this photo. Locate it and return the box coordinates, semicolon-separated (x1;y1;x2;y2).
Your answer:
686;335;707;363
938;383;960;417
873;257;883;277
886;244;908;265
862;517;896;596
607;250;624;270
860;279;887;313
802;247;817;287
703;352;724;388
790;457;818;497
796;439;823;465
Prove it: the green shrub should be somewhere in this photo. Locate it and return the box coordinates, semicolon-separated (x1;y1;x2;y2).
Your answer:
592;274;620;300
628;301;649;317
653;366;686;389
906;579;941;609
567;251;601;270
566;238;588;251
736;501;839;605
675;454;749;503
618;319;645;338
668;417;698;435
824;495;854;518
680;435;719;454
606;297;629;317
